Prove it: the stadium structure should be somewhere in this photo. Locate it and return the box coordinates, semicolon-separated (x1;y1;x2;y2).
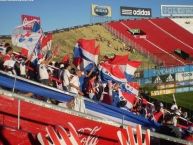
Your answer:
1;3;193;145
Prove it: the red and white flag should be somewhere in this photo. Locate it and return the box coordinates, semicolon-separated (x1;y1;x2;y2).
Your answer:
78;39;100;64
41;33;52;51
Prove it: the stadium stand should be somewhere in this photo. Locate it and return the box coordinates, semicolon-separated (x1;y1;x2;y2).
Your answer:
106;18;193;67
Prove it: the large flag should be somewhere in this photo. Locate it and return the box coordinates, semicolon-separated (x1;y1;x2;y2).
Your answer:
100;55;141;82
12;19;42;57
121;82;140;96
100;62;127;83
12;32;41;56
78;39;100;64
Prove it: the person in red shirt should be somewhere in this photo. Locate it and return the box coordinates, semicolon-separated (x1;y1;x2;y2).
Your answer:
153;102;165;123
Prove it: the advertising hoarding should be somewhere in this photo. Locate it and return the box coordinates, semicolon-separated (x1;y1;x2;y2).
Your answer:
175;71;193;82
151;88;175;96
120;6;151;17
91;4;112;17
143;65;193;78
157;83;176;90
161;5;193;17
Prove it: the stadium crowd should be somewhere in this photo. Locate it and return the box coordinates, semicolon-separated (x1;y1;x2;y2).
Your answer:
0;42;193;143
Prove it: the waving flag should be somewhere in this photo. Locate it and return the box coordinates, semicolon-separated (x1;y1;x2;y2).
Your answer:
125;61;141;81
100;62;127;83
99;55;141;82
12;32;41;56
108;54;129;65
106;55;141;81
78;39;100;64
121;82;140;96
121;92;137;109
41;33;52;51
12;18;42;57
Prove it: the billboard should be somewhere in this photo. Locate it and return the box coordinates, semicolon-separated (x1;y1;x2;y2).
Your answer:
157;83;176;90
21;15;41;30
176;81;193;87
152;74;175;84
91;4;112;17
161;5;193;17
151;88;175;96
175;71;193;82
143;65;193;78
120;6;151;17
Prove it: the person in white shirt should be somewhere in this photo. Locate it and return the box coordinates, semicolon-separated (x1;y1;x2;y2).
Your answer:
38;58;49;85
69;68;83;95
62;63;71;91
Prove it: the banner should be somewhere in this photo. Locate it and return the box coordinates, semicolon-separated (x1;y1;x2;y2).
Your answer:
91;4;112;17
157;83;176;90
21;15;41;30
161;5;193;17
176;81;193;87
143;65;193;78
152;74;175;84
175;71;193;82
151;89;175;96
120;6;151;17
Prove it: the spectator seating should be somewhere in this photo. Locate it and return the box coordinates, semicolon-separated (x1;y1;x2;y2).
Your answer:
107;18;193;66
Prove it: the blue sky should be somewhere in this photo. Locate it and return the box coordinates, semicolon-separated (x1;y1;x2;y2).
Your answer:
0;0;193;35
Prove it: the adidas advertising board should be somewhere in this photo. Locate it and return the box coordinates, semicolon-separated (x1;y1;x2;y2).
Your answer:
120;6;151;17
152;74;175;84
